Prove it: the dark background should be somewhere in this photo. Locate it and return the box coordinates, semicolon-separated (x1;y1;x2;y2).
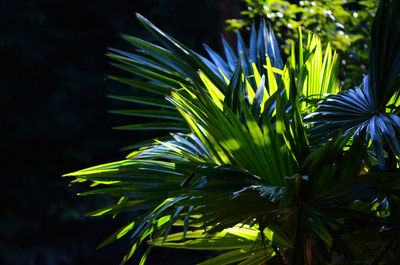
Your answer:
0;0;242;264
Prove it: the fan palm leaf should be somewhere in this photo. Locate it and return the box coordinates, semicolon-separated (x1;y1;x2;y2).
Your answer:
307;0;400;168
65;1;400;264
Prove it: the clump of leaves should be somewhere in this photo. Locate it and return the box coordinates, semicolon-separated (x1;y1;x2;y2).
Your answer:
65;0;400;264
226;0;379;89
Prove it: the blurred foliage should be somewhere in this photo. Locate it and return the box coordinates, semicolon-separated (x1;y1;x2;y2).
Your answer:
226;0;379;89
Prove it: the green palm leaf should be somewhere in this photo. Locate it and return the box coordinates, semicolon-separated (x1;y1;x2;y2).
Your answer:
307;0;400;168
65;1;400;264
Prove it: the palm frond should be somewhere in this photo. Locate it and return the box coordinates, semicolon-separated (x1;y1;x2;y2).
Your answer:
307;0;400;168
65;2;400;264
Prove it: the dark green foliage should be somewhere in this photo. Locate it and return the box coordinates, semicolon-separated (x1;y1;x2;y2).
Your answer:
226;0;379;89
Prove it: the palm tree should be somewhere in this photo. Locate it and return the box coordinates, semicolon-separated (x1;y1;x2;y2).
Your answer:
65;0;400;264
